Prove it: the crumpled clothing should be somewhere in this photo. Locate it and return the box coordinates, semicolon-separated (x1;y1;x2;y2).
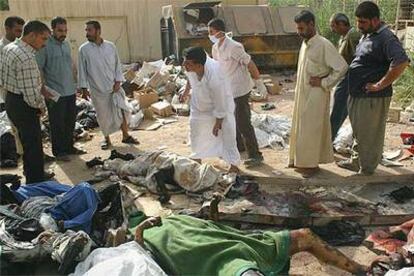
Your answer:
70;241;167;276
102;151;221;193
0;110;12;137
251;112;291;149
333;123;353;154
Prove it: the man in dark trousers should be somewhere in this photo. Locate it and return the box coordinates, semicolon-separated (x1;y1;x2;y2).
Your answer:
1;21;52;184
207;18;266;168
36;17;86;162
329;13;361;141
337;1;409;175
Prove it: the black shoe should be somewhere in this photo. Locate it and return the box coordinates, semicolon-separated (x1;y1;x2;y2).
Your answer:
44;154;56;163
244;155;264;167
44;171;55;180
85;157;104;168
109;149;135;161
68;147;87;155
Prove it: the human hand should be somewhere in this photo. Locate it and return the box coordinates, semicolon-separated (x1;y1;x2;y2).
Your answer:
309;76;322;87
113;81;121;93
365;82;384;92
80;88;90;100
255;79;268;99
212;119;223;137
41;86;54;100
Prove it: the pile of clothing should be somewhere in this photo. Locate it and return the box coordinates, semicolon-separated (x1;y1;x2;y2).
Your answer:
87;150;235;203
0;111;18;168
251;112;291;150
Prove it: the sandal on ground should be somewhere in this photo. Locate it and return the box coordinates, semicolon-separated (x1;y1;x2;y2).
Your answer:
122;136;140;145
100;140;111;150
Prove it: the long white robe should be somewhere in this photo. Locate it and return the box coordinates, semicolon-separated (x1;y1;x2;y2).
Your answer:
78;40;131;136
188;57;240;166
289;34;347;168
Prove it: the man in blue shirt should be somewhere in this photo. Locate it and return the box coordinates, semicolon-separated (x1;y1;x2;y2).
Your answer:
37;17;86;161
337;2;409;175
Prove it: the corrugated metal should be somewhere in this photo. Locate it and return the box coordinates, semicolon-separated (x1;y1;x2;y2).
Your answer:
0;0;258;62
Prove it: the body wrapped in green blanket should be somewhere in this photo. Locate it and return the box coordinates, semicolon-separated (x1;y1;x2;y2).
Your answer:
143;215;290;276
131;215;366;276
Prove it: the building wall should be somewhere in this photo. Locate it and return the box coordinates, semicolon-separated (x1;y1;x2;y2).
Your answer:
0;0;261;62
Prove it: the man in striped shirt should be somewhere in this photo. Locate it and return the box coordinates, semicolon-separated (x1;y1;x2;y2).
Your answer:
1;21;52;184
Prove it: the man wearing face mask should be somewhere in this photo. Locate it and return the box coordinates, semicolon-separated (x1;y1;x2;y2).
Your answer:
36;17;86;162
337;2;409;175
289;10;347;178
206;18;265;168
182;46;240;173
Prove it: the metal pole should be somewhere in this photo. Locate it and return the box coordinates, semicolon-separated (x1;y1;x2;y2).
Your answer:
395;0;401;32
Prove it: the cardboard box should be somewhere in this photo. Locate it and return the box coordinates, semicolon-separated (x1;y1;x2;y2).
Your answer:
134;88;159;108
265;83;282;95
388;107;403;123
150;101;174;117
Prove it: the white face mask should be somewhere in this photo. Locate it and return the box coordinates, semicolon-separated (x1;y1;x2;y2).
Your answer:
185;71;197;78
208;34;219;44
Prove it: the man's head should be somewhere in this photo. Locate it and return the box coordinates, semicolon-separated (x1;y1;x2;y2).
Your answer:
4;16;25;41
294;10;316;40
330;13;351;35
22;20;50;50
85;20;101;42
355;1;381;34
207;18;225;42
182;47;206;74
51;16;67;42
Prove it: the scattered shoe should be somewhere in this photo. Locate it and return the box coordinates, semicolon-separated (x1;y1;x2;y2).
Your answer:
44;170;55;180
109;149;135;161
56;155;71;162
122;135;140;145
44;154;56;163
337;160;360;172
85;157;104;168
100;140;111;150
244;155;264;168
68;147;87;155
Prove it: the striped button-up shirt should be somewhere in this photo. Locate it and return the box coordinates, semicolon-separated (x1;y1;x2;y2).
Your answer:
0;39;45;109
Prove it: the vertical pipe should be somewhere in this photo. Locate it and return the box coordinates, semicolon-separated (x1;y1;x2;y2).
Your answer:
395;0;401;32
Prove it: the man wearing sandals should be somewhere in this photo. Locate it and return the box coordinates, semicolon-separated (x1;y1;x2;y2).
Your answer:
78;20;138;150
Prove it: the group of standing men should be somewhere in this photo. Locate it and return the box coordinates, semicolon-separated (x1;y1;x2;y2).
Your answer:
289;1;409;177
182;1;409;178
0;0;409;184
0;17;137;184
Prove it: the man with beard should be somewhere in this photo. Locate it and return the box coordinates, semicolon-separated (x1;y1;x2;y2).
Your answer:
78;21;138;150
337;1;409;175
288;10;348;178
36;17;86;162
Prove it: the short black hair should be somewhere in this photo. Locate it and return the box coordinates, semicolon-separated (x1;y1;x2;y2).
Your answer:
331;13;350;27
183;46;207;65
4;16;25;29
208;18;225;32
22;20;50;36
51;16;67;29
86;20;101;30
294;10;315;24
355;1;380;19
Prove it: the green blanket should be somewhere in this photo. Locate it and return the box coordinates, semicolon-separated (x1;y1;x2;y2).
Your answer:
140;215;290;276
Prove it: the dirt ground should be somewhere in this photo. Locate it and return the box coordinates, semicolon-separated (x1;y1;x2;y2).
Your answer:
3;73;414;275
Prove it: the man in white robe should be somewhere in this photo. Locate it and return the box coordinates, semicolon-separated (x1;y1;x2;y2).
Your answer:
78;20;138;150
181;47;240;172
289;10;348;177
